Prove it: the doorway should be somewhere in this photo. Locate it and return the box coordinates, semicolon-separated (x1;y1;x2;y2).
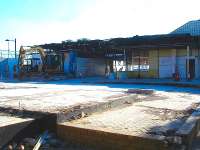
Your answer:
187;59;195;79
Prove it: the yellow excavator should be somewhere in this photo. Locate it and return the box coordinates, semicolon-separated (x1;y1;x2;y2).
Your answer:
18;46;62;78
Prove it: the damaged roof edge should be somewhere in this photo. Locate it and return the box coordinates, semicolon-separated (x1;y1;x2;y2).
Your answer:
39;34;200;52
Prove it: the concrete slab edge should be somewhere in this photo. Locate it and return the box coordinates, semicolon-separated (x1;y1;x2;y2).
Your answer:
57;124;168;150
0;119;34;149
57;94;138;123
176;107;200;149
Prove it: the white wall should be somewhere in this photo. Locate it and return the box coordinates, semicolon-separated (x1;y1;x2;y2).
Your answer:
76;57;106;77
177;57;186;79
159;57;174;78
195;57;200;79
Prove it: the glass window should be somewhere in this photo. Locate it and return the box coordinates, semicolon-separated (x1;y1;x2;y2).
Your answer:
131;51;149;72
113;60;126;71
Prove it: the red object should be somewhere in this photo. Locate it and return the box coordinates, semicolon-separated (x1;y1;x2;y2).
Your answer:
175;73;180;81
174;66;180;81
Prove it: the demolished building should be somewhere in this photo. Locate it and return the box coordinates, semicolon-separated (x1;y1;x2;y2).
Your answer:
38;33;200;80
1;20;200;80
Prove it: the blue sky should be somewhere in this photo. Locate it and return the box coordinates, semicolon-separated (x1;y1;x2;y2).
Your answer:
0;0;200;50
0;0;91;21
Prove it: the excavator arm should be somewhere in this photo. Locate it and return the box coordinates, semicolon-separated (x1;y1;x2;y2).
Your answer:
18;46;46;75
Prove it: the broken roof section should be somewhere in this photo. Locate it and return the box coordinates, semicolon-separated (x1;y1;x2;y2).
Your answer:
171;19;200;36
40;34;200;54
108;34;194;49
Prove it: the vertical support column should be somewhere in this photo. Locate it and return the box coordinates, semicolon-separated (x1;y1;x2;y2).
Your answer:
132;50;133;71
157;48;160;79
198;47;200;79
138;52;141;78
7;42;10;79
14;38;17;59
121;49;128;79
187;45;190;80
123;49;126;71
115;52;117;72
114;50;117;80
172;49;177;74
7;41;10;59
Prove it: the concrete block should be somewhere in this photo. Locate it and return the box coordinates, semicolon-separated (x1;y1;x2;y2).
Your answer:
0;118;33;148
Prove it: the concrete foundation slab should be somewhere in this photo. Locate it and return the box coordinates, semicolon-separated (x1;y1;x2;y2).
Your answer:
0;114;33;148
1;79;200;149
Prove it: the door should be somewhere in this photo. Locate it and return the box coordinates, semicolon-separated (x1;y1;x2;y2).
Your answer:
187;59;195;79
189;59;195;79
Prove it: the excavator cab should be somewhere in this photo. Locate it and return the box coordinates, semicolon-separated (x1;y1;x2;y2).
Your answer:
18;46;62;78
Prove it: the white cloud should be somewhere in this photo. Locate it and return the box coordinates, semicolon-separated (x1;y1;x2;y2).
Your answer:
0;0;200;50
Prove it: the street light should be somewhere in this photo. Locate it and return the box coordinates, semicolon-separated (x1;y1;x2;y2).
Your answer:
5;38;17;59
5;39;10;59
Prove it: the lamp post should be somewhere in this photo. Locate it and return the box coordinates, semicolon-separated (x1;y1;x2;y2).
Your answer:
5;39;10;79
5;38;17;59
5;39;10;59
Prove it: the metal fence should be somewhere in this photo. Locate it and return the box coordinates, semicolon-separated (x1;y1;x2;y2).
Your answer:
0;50;18;59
